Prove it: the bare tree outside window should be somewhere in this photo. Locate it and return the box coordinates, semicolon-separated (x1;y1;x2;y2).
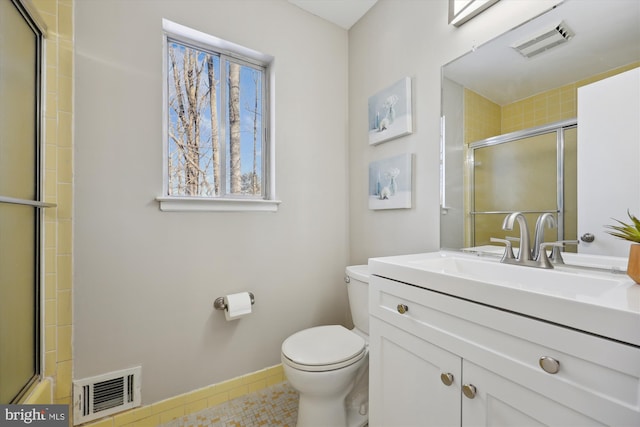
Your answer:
228;61;241;194
207;54;220;195
167;40;264;198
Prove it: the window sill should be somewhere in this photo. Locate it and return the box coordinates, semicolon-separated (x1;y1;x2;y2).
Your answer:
156;196;281;212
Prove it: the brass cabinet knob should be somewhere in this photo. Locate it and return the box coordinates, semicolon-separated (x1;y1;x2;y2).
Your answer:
397;304;409;314
462;384;477;399
539;356;560;374
440;372;454;386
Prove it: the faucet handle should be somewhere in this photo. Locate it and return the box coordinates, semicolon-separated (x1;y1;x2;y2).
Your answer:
549;240;580;264
538;242;565;269
490;237;515;262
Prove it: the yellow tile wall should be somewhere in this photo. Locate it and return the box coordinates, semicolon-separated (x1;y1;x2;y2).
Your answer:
465;63;640;138
82;365;285;427
23;0;74;414
463;89;501;144
501;62;640;133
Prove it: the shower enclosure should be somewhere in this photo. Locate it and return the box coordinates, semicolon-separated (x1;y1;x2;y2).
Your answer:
465;120;577;250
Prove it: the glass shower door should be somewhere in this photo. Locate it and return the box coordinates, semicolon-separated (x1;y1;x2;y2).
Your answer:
0;0;45;403
470;125;577;250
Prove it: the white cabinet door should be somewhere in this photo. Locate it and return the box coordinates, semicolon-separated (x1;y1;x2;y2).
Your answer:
577;68;640;256
462;360;606;427
369;317;461;427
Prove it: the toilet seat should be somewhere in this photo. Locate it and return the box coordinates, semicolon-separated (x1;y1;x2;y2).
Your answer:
282;325;367;372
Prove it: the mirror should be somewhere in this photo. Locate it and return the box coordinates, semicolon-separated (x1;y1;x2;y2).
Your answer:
441;0;640;258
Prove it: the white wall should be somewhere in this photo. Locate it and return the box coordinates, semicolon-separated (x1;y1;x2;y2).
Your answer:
74;0;349;404
348;0;561;263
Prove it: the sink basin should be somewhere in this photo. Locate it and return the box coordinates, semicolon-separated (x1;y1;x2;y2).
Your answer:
369;250;640;346
408;253;625;299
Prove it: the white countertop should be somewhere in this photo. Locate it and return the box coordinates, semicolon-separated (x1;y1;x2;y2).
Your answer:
369;250;640;347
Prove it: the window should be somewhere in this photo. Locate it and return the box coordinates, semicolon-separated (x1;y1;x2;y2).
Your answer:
158;20;278;212
0;0;49;403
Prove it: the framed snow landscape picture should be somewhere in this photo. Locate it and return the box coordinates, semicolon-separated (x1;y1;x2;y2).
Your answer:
369;153;413;210
368;77;413;145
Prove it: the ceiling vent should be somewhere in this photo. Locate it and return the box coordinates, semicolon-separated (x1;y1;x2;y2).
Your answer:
512;21;574;58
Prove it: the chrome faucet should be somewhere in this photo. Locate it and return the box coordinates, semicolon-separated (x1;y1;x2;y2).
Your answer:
532;213;557;261
496;212;562;269
501;212;532;262
494;212;576;269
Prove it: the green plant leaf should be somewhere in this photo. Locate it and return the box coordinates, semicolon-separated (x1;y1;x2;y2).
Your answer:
605;210;640;243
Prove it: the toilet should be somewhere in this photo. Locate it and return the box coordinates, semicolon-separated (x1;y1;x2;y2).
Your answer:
281;265;370;427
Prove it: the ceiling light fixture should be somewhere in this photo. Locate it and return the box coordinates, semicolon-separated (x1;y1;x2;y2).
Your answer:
449;0;500;27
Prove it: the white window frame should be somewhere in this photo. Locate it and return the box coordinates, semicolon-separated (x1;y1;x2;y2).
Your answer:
157;19;279;212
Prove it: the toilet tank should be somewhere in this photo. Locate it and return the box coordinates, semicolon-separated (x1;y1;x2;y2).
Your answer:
345;265;370;336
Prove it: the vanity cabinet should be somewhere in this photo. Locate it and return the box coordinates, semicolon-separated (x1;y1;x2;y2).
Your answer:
369;275;640;426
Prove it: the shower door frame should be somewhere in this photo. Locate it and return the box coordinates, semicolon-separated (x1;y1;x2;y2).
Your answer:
0;0;49;404
466;118;577;248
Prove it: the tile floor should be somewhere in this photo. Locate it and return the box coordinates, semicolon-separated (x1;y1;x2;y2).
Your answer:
162;382;299;427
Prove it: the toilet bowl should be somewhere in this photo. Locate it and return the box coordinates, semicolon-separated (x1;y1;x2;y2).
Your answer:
281;265;370;427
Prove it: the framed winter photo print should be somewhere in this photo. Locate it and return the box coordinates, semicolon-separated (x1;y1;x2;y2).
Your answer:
368;77;413;145
369;153;413;210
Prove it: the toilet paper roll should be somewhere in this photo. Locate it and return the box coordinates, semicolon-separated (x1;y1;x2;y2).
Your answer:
224;292;252;321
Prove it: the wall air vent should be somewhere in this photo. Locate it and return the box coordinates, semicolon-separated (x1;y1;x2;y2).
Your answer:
73;366;141;425
512;21;574;58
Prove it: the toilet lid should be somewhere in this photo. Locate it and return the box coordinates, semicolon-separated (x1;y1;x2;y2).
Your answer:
282;325;366;367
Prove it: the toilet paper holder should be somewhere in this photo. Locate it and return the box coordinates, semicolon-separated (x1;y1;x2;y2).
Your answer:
213;292;255;311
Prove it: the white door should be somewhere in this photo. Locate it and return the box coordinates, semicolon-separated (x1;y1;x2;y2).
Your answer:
577;68;640;256
369;318;461;427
